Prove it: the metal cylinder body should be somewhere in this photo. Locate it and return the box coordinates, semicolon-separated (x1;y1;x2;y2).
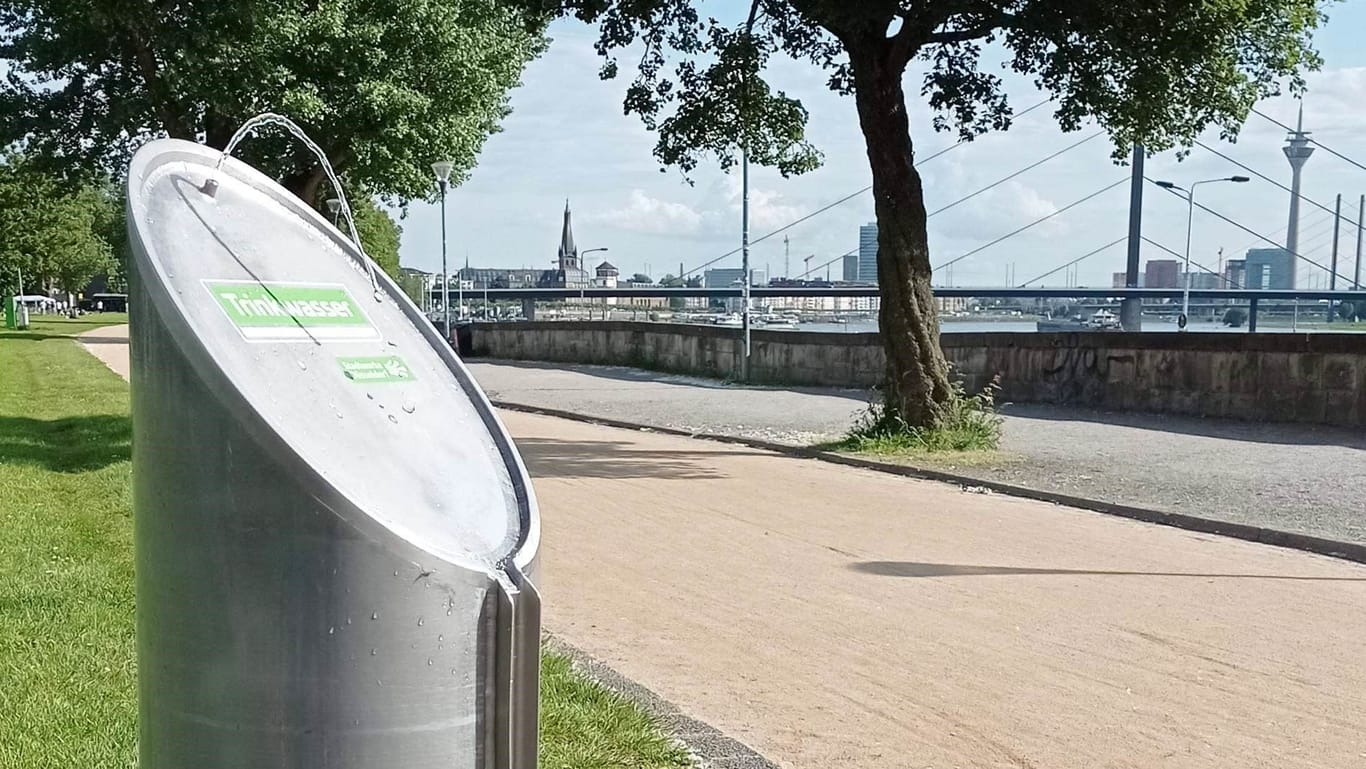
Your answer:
127;140;539;769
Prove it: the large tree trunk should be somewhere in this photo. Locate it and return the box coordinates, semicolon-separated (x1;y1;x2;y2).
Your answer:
849;47;953;430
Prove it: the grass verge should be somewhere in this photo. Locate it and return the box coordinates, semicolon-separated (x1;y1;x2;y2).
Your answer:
826;377;1004;458
0;317;690;769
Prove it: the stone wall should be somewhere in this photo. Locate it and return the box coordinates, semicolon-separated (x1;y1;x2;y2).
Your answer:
466;321;1366;426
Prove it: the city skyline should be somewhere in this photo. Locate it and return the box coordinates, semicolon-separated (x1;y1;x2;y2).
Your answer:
396;5;1366;289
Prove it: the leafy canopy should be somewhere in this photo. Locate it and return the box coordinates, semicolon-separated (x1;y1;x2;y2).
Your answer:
0;156;115;296
0;0;548;202
530;0;1326;173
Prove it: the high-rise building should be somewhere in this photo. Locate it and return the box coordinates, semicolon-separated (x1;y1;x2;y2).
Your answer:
1112;272;1127;288
1223;259;1246;289
858;223;879;283
1182;272;1221;290
703;268;768;288
1282;103;1313;288
1245;248;1294;290
843;253;859;282
1144;259;1180;289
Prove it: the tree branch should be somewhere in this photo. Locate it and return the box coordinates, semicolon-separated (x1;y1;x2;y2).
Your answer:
924;12;1019;46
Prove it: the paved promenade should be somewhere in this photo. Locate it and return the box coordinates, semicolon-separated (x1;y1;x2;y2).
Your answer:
85;328;1366;768
467;359;1366;545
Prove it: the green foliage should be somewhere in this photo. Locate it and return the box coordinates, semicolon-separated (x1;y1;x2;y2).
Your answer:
0;0;549;203
842;376;1004;454
1223;307;1249;327
1336;301;1357;321
348;198;403;279
0;157;114;296
530;0;1326;172
629;273;653;284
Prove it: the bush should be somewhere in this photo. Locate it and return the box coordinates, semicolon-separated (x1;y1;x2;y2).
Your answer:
841;375;1004;454
1223;307;1247;327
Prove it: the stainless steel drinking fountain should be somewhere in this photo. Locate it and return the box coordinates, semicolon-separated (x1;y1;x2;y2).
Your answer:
126;137;540;769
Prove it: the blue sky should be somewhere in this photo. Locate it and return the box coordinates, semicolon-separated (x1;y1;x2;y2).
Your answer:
397;1;1366;288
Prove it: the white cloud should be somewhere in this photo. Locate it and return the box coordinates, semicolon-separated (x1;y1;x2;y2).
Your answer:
589;189;705;235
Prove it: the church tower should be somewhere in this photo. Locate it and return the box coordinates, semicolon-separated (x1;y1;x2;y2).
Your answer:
558;200;579;271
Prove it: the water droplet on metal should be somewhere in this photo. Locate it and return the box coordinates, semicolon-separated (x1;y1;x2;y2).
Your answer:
417;617;425;627
371;612;378;620
346;617;353;625
450;668;457;676
297;359;307;370
366;392;374;400
370;648;377;656
402;401;416;414
427;658;433;666
387;414;398;424
438;634;444;642
393;570;399;577
328;626;335;635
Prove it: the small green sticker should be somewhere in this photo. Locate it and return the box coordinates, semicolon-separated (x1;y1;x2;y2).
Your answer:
337;355;415;384
204;280;377;340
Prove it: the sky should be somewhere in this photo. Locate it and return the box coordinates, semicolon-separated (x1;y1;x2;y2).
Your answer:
396;1;1366;289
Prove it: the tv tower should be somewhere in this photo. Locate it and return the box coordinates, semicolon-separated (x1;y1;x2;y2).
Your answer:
1283;101;1314;288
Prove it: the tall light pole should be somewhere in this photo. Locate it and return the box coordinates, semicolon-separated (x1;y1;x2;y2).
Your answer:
738;6;759;381
431;160;454;340
1155;176;1249;330
579;247;609;318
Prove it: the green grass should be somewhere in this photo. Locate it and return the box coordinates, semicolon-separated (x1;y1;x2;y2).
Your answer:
825;378;1005;458
0;318;691;769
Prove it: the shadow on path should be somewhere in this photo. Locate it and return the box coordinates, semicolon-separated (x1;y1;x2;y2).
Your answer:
516;436;765;480
852;561;1366;582
0;415;131;472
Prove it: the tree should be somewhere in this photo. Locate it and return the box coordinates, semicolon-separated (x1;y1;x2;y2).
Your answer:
347;198;403;279
527;0;1325;429
0;156;113;299
1223;307;1248;327
1336;301;1356;321
0;0;547;205
630;272;653;284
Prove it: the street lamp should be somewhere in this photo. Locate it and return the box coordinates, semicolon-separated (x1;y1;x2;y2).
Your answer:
324;198;342;226
579;247;609;319
431;160;454;340
1155;175;1250;330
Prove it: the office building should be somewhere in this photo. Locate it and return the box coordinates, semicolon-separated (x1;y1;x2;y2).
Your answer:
1245;248;1294;290
1144;259;1180;289
1113;271;1145;288
703;267;768;288
843;253;859;282
858;223;879;283
1223;259;1246;289
1181;272;1221;290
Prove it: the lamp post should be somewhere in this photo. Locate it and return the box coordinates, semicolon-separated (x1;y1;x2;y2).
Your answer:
579;247;609;319
431;160;454;340
1155;176;1249;330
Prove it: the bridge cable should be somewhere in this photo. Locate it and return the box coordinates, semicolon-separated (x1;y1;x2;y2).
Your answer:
1250;108;1366;175
1016;237;1127;286
1140;236;1244;288
1146;178;1356;285
1194;140;1360;230
678;98;1056;279
933;177;1129;271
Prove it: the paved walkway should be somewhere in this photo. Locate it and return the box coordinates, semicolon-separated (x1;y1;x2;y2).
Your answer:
85;328;1366;768
467;360;1366;545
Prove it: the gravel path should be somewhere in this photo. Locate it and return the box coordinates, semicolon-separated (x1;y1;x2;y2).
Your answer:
468;359;1366;545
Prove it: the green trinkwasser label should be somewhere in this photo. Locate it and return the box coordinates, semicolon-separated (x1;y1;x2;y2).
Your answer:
337;356;415;383
204;280;377;340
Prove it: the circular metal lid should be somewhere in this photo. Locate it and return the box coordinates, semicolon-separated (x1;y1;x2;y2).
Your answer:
127;139;534;572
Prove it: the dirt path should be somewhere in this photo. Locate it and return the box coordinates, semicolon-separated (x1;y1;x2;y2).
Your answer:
86;327;1366;768
79;324;132;380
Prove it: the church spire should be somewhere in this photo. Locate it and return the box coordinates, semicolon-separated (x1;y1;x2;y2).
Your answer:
558;199;578;269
